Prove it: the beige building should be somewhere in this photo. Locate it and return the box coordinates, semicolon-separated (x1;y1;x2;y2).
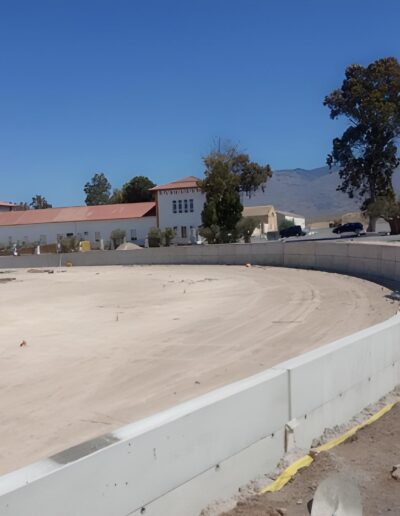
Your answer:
242;205;278;236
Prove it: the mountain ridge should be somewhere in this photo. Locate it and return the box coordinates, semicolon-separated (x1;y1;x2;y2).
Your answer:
242;165;400;221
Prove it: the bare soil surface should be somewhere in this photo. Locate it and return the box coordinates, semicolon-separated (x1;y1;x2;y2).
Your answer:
0;265;397;475
222;404;400;516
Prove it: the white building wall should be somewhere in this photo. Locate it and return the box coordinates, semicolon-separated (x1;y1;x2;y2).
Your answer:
0;217;156;248
156;188;205;244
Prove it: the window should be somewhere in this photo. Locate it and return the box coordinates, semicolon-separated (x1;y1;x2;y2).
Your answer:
84;231;89;237
184;199;188;213
172;200;177;213
173;226;178;232
57;234;62;242
66;233;73;237
95;232;101;241
181;226;187;238
189;199;194;212
40;235;47;245
178;200;183;213
130;229;137;241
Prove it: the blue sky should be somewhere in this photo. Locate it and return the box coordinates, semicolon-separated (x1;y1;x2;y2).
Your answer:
0;0;399;206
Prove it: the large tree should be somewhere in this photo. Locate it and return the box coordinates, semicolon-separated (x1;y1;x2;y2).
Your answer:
366;194;400;235
203;143;272;197
30;195;52;209
84;173;111;205
324;57;400;231
120;176;155;203
199;145;272;243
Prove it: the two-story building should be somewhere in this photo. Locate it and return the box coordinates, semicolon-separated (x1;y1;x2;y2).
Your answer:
150;176;204;244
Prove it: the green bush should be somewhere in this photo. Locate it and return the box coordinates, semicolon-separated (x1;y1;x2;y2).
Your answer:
148;227;162;247
110;229;126;248
236;217;261;243
60;236;79;253
162;227;176;247
279;219;295;231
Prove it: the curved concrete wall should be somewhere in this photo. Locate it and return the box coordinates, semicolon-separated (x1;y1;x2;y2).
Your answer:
0;240;399;515
0;240;399;286
0;315;399;516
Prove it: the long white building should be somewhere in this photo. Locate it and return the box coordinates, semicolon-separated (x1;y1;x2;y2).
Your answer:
0;175;305;248
0;203;156;248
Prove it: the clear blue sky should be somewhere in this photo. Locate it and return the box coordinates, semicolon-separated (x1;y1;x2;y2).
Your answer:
1;0;399;206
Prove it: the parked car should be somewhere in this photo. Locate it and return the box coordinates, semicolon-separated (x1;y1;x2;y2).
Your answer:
332;222;365;236
279;225;306;238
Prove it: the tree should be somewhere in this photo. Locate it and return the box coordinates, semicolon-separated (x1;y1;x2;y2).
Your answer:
199;144;272;243
324;57;400;231
366;194;400;234
162;227;176;246
109;188;123;204
84;173;111;205
120;176;156;203
203;142;272;196
279;219;295;232
110;229;126;248
148;227;162;247
199;160;243;243
30;195;52;209
236;217;261;243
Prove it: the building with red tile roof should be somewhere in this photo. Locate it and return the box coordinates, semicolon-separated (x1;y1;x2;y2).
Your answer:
0;203;156;248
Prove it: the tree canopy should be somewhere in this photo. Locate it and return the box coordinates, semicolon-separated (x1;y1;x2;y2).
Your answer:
84;173;111;206
324;57;400;229
366;194;400;234
30;195;52;209
203;143;272;196
120;176;155;203
199;145;271;243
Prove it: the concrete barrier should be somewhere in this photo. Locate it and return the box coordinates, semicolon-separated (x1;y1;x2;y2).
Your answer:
1;314;399;515
1;240;399;285
0;369;288;516
277;314;400;449
1;241;400;515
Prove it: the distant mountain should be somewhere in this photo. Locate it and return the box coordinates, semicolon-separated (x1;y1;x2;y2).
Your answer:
242;166;400;221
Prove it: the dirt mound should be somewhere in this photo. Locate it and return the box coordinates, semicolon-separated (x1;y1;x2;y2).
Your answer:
116;242;143;250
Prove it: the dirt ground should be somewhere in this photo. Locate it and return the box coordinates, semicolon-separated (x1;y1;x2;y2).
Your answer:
0;265;397;475
222;403;400;516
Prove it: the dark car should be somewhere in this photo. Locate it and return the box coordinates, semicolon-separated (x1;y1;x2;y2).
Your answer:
279;225;305;238
332;222;365;236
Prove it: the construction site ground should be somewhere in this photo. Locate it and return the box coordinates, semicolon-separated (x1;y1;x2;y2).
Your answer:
0;265;397;475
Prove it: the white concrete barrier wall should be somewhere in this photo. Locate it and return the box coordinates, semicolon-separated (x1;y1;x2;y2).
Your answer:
1;242;400;515
277;315;400;449
0;369;288;516
0;315;399;515
1;240;399;284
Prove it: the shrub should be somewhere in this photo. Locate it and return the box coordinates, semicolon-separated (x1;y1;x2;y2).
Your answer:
148;227;162;247
279;219;295;231
60;236;79;253
110;229;126;248
162;227;176;247
236;217;261;243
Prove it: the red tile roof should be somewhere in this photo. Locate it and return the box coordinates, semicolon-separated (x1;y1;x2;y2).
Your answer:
150;176;201;191
0;202;156;227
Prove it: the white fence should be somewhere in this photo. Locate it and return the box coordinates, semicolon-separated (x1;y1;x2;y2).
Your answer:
1;313;399;516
